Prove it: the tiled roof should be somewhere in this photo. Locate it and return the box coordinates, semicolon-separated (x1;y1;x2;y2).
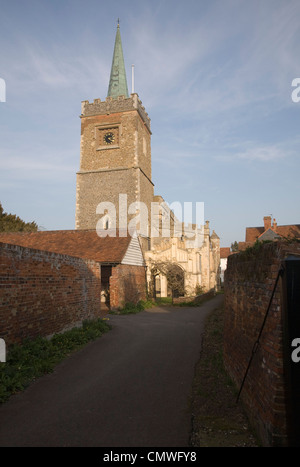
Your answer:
220;247;231;258
276;224;300;239
238;242;252;251
258;228;282;241
245;224;300;243
0;230;134;264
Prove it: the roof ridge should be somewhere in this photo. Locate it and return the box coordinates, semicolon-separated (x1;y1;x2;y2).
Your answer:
0;229;137;263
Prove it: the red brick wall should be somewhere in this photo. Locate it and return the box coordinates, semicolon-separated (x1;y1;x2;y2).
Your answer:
109;264;146;310
224;241;300;446
0;242;101;346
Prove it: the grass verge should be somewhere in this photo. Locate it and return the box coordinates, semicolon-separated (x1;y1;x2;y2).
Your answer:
0;318;111;404
109;299;155;315
190;304;260;447
109;294;217;314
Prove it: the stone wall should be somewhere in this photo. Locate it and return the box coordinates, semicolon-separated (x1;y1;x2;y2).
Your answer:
145;222;220;297
224;241;300;446
76;94;154;232
76;168;139;231
0;242;102;346
109;264;147;310
81;94;151;132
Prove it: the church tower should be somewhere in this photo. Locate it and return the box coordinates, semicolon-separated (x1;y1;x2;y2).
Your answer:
75;23;154;249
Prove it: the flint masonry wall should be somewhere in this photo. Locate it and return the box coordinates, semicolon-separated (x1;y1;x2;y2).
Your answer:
224;241;300;446
75;94;154;233
0;242;101;346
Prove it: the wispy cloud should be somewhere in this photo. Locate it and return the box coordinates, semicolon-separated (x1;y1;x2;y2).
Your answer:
1;155;74;173
0;142;76;182
130;1;300;119
2;38;110;101
235;145;287;162
0;0;299;244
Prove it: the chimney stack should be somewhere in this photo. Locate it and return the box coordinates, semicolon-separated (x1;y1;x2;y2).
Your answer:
263;216;272;231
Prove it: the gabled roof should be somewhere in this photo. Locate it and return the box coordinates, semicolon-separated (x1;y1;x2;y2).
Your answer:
0;230;142;264
257;228;282;242
245;224;300;243
245;227;266;242
107;23;129;99
211;230;220;240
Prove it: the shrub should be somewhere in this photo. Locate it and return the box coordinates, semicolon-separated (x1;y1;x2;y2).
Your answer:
0;318;111;404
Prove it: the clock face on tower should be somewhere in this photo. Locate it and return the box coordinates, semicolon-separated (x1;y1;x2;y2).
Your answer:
96;125;119;150
104;132;115;145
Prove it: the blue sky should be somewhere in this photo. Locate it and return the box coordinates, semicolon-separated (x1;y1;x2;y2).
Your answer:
0;0;299;247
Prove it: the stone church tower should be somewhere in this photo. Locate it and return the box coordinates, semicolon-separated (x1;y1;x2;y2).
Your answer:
76;23;220;295
75;23;154;249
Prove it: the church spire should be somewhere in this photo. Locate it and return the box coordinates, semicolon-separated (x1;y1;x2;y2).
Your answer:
107;21;129;99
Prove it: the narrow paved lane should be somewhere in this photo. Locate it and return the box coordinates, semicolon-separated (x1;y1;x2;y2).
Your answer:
0;295;223;447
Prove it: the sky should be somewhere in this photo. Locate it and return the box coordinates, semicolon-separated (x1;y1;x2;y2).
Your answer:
0;0;299;247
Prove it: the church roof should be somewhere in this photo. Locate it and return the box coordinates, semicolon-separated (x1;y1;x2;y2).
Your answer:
0;230;142;264
107;23;129;99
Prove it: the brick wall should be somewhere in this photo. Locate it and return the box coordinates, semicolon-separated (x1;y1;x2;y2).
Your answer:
0;242;101;346
109;264;146;310
224;241;300;446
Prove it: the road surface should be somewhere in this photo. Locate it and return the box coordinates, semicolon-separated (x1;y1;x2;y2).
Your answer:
0;295;223;447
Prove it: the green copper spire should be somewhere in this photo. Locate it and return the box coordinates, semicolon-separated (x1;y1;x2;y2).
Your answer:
107;22;129;98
